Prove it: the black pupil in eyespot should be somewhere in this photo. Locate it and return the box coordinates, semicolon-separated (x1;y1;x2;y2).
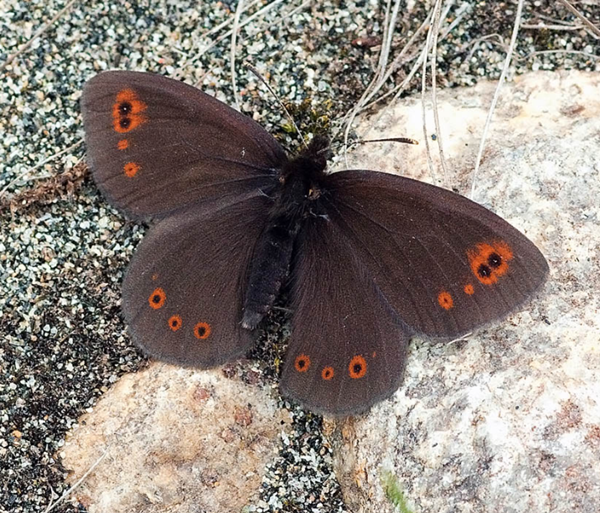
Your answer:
298;359;305;368
478;264;492;277
119;102;132;114
120;117;131;128
172;319;178;326
488;253;502;268
152;295;160;303
353;364;362;373
197;327;205;336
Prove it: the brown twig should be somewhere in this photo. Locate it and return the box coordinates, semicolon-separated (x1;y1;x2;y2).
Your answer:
556;0;600;39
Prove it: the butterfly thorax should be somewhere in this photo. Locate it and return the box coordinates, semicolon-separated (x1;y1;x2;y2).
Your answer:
241;136;330;330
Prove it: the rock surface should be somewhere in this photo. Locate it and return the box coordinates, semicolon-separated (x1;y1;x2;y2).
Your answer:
61;365;291;513
332;71;600;513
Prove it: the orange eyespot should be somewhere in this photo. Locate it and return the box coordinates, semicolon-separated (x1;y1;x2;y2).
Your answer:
117;139;129;150
321;366;334;380
194;322;211;339
348;355;367;379
168;315;182;332
464;284;475;295
112;89;147;133
467;241;514;285
294;354;310;373
149;288;166;309
123;162;140;177
438;291;454;310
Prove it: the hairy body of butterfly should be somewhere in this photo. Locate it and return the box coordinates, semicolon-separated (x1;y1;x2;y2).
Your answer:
242;137;330;329
82;71;548;415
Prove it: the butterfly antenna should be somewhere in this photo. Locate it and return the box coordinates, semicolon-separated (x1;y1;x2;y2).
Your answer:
358;137;419;146
245;62;308;149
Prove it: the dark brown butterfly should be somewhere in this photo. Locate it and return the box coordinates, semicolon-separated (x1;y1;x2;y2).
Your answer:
81;70;548;415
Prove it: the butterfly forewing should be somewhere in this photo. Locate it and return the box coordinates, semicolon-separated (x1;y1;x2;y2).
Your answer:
81;71;286;219
281;216;410;415
322;170;549;338
122;191;271;367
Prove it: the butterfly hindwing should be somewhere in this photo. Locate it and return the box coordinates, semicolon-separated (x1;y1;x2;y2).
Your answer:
122;191;271;367
280;216;410;415
320;170;549;338
81;70;286;219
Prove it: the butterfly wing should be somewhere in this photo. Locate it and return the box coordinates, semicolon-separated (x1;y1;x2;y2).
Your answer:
81;70;286;219
280;215;410;415
122;190;271;367
320;170;549;338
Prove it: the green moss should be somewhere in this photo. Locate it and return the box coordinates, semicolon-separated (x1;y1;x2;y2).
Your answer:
381;470;415;513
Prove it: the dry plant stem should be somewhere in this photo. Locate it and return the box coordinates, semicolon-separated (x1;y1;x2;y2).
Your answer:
344;0;458;150
192;0;309;88
378;0;403;89
245;63;307;148
430;0;451;185
43;451;107;513
231;0;246;110
189;0;285;80
441;1;471;37
556;0;600;39
520;49;600;61
340;0;397;166
0;0;79;72
470;0;525;201
421;7;436;184
174;0;263;80
341;0;425;165
0;139;84;197
521;23;584;31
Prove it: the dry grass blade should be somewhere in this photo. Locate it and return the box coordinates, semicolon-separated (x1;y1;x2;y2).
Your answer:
341;0;411;165
231;0;247;110
188;0;285;82
429;0;451;185
340;0;460;161
245;62;307;148
421;6;436;184
556;0;600;39
470;0;525;200
43;451;107;513
519;49;600;61
0;0;79;72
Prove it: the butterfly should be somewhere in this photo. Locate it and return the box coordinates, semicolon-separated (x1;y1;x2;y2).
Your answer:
81;70;548;415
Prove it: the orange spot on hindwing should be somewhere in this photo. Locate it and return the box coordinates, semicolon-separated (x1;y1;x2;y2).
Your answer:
168;315;182;331
464;284;475;295
348;355;367;379
123;162;140;177
118;139;129;150
321;366;334;380
467;241;514;285
194;322;211;340
149;288;166;309
112;89;147;133
294;354;310;373
438;291;454;310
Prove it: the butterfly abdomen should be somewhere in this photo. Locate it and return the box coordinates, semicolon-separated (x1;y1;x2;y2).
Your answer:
241;216;298;329
241;138;330;330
